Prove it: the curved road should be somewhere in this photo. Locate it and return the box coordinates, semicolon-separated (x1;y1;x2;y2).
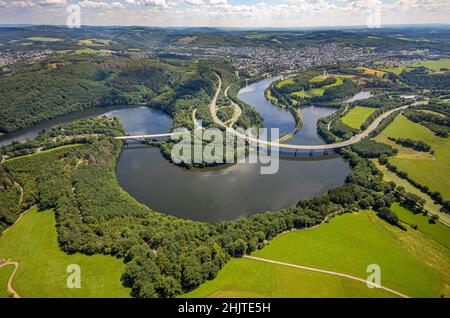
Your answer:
115;74;415;151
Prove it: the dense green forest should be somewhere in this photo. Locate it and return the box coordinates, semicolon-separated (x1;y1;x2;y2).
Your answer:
0;56;248;134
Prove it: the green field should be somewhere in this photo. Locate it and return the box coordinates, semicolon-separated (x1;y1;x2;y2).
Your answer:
0;207;130;298
340;106;377;129
381;65;409;75
0;265;14;298
374;161;450;225
75;48;114;55
78;39;112;46
392;203;450;249
412;59;450;71
183;257;393;298
292;76;344;99
185;211;450;298
26;37;63;42
375;115;450;200
253;211;448;297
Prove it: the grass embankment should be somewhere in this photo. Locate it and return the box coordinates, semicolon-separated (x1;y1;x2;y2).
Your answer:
375;115;450;200
0;207;130;298
340;106;377;129
392;203;450;249
374;161;450;225
186;211;450;298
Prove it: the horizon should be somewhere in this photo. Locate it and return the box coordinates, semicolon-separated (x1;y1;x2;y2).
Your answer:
1;22;450;30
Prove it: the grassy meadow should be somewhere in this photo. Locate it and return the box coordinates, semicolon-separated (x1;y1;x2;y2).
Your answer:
26;37;63;42
358;67;387;77
0;207;130;298
291;76;344;99
412;59;450;71
392;203;450;249
374;161;450;225
183;257;394;298
185;211;450;298
341;106;377;129
375;115;450;200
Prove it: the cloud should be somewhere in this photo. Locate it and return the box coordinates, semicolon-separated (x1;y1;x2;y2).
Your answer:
38;0;67;4
208;0;227;6
185;0;204;6
79;0;125;9
1;0;449;27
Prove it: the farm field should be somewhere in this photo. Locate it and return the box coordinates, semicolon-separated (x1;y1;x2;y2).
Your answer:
0;207;130;298
392;203;450;249
373;161;450;225
78;39;112;46
381;65;409;75
412;59;450;71
183;257;394;298
374;115;450;200
340;106;377;129
253;211;449;298
26;37;63;42
358;67;387;77
75;48;115;54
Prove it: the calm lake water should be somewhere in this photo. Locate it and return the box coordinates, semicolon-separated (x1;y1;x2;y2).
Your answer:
116;77;350;222
1;77;355;223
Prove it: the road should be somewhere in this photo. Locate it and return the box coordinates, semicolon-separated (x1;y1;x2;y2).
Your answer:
223;85;242;128
244;255;409;298
115;74;415;151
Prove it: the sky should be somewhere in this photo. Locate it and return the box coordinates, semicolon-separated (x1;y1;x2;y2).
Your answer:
0;0;449;28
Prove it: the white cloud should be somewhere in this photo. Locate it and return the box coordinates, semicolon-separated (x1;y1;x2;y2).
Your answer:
1;0;449;27
38;0;67;4
185;0;204;6
78;0;124;9
208;0;227;6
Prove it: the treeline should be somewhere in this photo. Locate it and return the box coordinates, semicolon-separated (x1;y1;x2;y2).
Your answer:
403;108;450;138
308;79;358;104
351;139;398;158
388;137;433;153
0;55;234;133
0;165;21;233
380;159;450;215
400;67;450;90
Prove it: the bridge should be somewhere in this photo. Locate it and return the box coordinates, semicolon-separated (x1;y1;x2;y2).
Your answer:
114;73;421;151
114;104;411;151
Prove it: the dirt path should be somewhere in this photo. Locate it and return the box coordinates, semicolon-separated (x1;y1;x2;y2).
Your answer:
244;255;409;298
0;260;21;298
